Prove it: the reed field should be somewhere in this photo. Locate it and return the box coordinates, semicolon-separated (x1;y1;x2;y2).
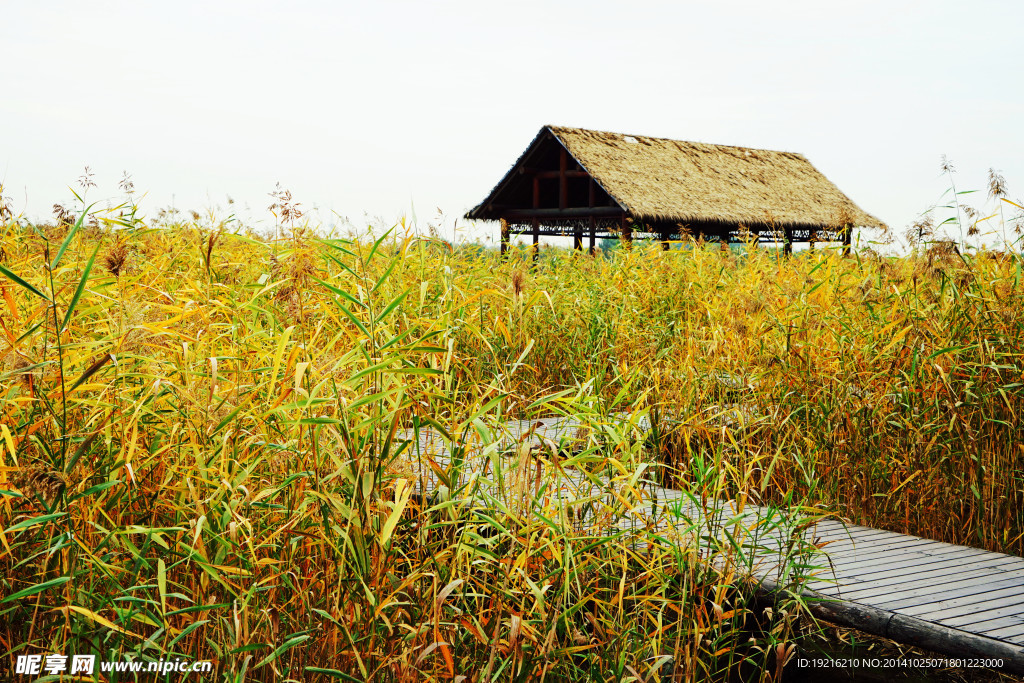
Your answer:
1;202;1022;681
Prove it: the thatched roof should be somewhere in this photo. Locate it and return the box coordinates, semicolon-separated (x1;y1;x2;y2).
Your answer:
470;125;885;230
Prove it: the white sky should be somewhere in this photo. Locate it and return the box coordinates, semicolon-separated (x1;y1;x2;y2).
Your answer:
3;0;1022;248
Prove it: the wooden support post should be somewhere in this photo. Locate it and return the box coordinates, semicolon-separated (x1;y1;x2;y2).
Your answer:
660;228;670;251
532;175;540;263
580;174;595;253
718;229;730;252
500;218;509;257
784;226;793;257
621;214;632;250
558;148;568;210
842;223;852;257
532;218;539;263
569;153;580;250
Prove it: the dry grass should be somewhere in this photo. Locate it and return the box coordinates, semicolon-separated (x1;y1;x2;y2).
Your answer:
0;206;1022;681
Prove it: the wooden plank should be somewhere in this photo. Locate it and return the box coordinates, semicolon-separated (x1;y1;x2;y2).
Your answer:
811;521;891;538
806;524;905;540
938;603;1024;629
820;558;1024;597
819;531;988;556
811;519;856;533
819;535;935;557
858;575;1024;610
816;536;914;555
821;544;964;570
811;547;957;582
822;529;918;546
813;565;1020;600
804;578;866;593
813;526;905;544
976;617;1024;636
823;554;987;584
826;545;1008;576
812;523;909;542
819;539;921;558
823;571;1024;604
811;518;878;533
832;551;1024;582
926;595;1024;622
892;585;1024;617
821;537;938;559
918;543;1024;565
916;542;1018;562
980;623;1024;640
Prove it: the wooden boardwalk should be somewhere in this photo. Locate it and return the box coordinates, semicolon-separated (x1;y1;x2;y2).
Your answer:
396;414;1024;673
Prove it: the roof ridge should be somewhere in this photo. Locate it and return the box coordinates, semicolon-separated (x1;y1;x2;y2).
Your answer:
545;124;803;158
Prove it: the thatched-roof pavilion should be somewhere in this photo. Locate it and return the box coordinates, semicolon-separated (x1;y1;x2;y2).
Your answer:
466;125;885;255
